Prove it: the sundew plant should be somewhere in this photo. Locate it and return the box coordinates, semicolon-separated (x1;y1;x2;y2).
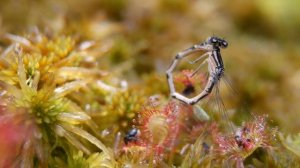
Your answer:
0;0;300;168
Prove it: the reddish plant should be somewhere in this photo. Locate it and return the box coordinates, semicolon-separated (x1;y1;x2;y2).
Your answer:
0;106;44;167
213;115;276;167
120;98;194;165
174;70;207;95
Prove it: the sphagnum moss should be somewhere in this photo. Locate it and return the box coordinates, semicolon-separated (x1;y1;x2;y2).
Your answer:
0;32;115;167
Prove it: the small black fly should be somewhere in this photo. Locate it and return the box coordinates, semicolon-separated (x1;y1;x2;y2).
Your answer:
124;128;140;145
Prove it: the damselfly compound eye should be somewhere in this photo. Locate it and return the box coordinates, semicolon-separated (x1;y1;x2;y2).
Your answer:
222;41;228;48
211;38;217;43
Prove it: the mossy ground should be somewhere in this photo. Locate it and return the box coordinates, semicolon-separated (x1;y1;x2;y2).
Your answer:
0;0;299;167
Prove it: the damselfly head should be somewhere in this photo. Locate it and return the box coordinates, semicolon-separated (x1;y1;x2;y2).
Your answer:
207;36;228;48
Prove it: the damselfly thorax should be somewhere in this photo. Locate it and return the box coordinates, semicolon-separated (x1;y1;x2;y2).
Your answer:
166;36;228;105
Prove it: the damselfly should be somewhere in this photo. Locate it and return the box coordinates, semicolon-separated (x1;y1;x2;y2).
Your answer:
166;36;234;129
166;36;228;105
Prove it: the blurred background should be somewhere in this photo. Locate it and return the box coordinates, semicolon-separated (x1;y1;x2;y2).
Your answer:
0;0;299;134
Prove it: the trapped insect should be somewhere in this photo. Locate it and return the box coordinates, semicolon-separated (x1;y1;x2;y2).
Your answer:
124;128;140;145
166;36;228;105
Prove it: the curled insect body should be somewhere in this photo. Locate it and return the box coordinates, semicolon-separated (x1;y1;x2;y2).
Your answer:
166;36;228;105
235;135;243;148
124;128;140;145
234;127;253;150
